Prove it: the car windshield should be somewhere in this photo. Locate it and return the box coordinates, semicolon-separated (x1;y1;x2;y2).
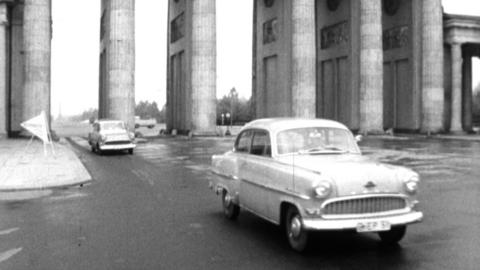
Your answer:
276;127;360;155
101;122;126;131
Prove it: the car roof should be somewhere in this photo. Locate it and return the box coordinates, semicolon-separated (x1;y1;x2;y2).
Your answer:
242;118;350;134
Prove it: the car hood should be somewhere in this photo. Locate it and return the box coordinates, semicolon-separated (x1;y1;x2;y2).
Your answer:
276;154;411;196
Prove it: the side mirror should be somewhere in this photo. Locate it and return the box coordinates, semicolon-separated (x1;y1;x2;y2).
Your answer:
355;134;363;142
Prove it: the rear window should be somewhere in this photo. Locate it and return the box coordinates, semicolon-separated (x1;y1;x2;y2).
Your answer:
101;122;126;130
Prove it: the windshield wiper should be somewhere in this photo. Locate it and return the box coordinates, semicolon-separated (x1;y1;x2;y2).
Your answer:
300;146;347;154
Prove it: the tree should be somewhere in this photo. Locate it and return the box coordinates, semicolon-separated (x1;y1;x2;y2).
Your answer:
135;101;165;123
216;88;253;125
473;83;480;126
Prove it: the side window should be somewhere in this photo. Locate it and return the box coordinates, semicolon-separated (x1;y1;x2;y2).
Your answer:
251;131;271;157
235;130;253;153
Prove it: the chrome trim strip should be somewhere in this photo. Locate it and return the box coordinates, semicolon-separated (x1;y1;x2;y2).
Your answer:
211;171;238;181
241;178;311;200
303;211;423;230
99;143;136;150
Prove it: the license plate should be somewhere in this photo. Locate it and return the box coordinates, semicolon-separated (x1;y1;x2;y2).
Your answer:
356;220;391;233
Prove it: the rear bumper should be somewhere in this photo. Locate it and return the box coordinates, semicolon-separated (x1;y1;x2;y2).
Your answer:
302;211;423;231
99;143;136;151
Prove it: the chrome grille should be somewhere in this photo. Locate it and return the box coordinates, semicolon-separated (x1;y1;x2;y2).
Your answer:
323;196;407;215
105;141;131;145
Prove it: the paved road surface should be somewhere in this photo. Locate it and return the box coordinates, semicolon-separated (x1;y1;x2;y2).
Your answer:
0;136;479;269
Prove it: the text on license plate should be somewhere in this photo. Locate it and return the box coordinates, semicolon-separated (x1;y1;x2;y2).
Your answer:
356;220;391;233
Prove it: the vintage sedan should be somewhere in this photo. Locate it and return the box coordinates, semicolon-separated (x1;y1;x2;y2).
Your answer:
88;120;136;155
209;118;423;252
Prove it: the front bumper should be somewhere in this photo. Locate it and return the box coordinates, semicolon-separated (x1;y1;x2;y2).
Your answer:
302;211;423;231
99;143;136;151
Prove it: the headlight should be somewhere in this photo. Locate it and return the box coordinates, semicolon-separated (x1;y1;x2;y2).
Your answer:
404;175;419;194
129;132;135;140
314;181;332;199
100;134;107;142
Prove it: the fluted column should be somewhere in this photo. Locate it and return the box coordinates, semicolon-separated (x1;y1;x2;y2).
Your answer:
291;0;315;118
0;2;7;137
359;0;383;134
23;0;51;126
450;43;463;132
421;0;444;133
191;0;216;135
106;0;135;130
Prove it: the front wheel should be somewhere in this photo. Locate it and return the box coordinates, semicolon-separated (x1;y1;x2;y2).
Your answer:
128;149;134;155
96;144;103;155
285;206;309;252
378;226;406;245
222;190;240;220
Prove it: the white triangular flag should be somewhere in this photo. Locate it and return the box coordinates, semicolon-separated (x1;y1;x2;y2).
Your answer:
20;111;50;143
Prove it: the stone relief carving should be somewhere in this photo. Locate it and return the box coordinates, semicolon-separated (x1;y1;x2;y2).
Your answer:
263;18;278;44
327;0;341;11
383;25;409;50
383;0;400;16
321;21;348;49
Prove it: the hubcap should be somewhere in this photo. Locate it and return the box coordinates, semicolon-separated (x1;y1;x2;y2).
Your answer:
224;193;232;207
290;216;302;238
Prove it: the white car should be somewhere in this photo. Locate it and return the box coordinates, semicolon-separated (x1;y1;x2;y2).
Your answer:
88;120;136;155
209;118;423;252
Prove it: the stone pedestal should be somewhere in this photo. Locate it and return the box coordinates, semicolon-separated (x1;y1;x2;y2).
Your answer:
104;0;135;131
190;0;216;135
291;0;315;118
450;43;463;133
0;3;7;137
359;0;383;134
23;0;51;126
421;0;444;133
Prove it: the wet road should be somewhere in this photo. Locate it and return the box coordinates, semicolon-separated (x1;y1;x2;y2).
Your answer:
0;136;479;269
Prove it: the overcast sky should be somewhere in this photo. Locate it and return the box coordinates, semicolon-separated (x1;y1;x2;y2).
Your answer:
51;0;480;117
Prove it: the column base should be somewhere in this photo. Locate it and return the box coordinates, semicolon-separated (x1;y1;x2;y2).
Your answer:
449;130;467;135
358;129;385;136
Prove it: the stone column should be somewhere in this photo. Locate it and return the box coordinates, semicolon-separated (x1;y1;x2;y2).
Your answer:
359;0;383;134
0;2;7;137
291;0;315;118
421;0;444;133
191;0;216;135
105;0;135;130
463;56;473;132
450;43;462;133
23;0;51;126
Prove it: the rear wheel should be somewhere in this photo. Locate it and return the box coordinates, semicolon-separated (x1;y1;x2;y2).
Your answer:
285;206;309;252
222;190;239;220
128;149;134;155
378;226;406;244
